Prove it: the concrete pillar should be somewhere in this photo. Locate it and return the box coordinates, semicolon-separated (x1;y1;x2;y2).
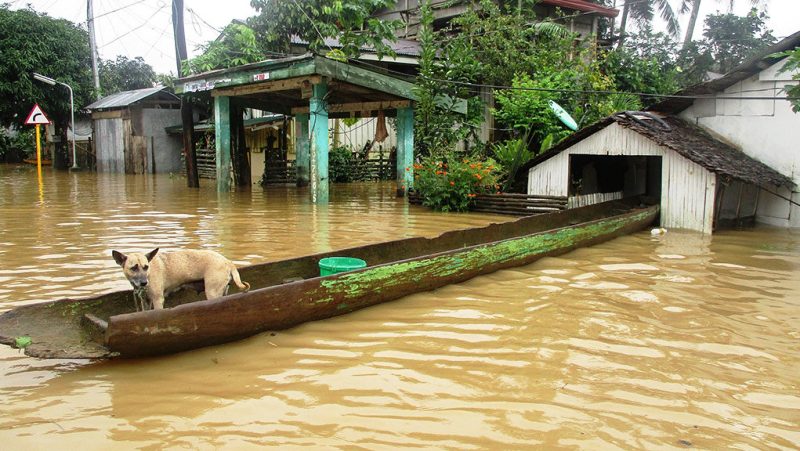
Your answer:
310;81;329;204
396;106;414;196
214;95;232;192
295;112;310;186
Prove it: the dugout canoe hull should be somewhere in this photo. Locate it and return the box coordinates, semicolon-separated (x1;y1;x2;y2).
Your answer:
0;199;658;359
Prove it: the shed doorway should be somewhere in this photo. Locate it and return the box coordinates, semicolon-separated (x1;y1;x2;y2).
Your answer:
568;155;662;207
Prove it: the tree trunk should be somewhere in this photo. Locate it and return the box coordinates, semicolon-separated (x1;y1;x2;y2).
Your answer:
616;3;630;49
682;0;702;49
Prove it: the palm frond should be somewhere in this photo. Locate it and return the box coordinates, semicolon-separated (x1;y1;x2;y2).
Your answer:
531;21;570;39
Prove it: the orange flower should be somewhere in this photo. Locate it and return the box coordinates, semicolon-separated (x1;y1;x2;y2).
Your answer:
468;193;476;198
405;167;410;171
450;181;455;186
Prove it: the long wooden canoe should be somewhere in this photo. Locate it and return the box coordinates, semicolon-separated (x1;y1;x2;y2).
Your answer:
0;198;658;359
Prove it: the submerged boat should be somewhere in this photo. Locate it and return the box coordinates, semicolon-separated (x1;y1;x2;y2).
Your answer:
0;198;658;359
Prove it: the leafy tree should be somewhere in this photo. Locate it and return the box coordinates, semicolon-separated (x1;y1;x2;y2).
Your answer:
616;0;680;48
775;47;800;113
248;0;402;60
698;9;775;74
676;9;775;86
603;29;680;103
99;56;157;94
413;0;481;157
679;0;767;49
0;5;94;168
183;23;264;75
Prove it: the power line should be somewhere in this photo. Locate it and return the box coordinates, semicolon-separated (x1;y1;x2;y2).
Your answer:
100;4;166;48
345;58;796;102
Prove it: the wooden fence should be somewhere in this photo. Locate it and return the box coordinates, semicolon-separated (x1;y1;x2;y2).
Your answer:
409;191;568;216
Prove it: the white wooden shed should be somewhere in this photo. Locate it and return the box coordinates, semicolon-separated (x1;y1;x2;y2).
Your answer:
525;112;794;233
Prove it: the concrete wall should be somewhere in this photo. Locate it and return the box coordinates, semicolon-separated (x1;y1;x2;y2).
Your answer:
139;108;183;173
94;118;125;173
680;59;800;228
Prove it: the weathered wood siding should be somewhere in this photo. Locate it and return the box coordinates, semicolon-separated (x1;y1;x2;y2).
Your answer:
94;118;125;173
527;123;717;233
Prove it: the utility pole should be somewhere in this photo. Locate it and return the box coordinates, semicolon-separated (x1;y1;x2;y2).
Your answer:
172;0;199;187
87;0;101;99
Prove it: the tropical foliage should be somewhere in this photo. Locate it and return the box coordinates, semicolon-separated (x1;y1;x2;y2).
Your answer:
248;0;401;60
0;5;94;167
678;0;767;48
412;155;501;212
99;56;157;94
775;47;800;113
183;23;263;75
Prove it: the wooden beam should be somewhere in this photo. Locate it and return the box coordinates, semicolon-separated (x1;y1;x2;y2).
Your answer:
212;75;322;97
292;100;411;115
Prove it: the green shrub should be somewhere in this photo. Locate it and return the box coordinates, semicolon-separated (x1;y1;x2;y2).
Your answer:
329;145;356;183
413;153;501;212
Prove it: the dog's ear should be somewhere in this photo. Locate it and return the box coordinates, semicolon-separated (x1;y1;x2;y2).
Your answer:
112;250;127;267
146;248;159;262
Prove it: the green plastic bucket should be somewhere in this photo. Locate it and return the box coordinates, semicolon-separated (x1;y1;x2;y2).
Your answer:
319;257;367;276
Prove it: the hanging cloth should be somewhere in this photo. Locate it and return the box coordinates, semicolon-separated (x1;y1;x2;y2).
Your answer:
374;110;389;143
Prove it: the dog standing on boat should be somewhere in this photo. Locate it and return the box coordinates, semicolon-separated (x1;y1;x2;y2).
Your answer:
111;248;250;310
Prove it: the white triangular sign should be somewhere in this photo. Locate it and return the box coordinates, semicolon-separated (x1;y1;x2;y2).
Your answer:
24;104;50;125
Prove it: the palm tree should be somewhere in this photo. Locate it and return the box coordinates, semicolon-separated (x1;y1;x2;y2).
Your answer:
616;0;681;49
679;0;768;49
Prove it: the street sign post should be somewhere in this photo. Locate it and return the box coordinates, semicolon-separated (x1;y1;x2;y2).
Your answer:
24;104;51;175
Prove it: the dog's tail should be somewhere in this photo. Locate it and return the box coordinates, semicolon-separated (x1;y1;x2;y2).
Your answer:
230;265;251;292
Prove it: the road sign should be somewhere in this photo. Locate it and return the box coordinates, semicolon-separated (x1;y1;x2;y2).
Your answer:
24;104;50;125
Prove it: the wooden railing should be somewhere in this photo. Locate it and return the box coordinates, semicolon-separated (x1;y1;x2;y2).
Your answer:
408;191;568;216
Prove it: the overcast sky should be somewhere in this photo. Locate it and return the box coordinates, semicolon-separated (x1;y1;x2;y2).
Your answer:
8;0;800;76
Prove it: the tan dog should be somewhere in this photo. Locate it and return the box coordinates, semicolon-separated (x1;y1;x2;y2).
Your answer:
112;248;250;310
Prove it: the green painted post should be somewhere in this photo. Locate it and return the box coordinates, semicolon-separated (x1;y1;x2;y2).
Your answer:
310;81;329;204
396;106;414;196
214;95;232;192
295;113;310;186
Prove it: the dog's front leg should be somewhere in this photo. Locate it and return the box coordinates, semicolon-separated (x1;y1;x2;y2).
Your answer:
149;295;165;310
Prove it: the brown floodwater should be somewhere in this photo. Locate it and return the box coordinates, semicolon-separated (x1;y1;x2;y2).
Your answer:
0;164;798;449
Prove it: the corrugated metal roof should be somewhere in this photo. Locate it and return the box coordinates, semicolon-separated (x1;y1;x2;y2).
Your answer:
540;0;618;18
85;86;178;110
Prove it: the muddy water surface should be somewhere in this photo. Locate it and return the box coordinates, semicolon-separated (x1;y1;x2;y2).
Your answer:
1;165;798;449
